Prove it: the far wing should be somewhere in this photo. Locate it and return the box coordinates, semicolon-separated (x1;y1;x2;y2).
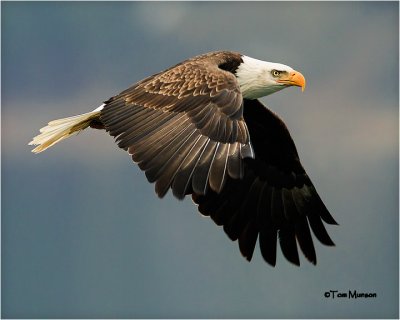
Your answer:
192;99;337;266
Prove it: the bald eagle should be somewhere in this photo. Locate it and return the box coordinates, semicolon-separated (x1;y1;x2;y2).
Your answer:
30;51;337;266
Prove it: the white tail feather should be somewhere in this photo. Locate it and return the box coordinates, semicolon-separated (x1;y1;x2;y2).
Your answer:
29;109;102;153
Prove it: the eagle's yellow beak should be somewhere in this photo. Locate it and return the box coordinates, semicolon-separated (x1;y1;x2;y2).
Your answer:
277;70;306;92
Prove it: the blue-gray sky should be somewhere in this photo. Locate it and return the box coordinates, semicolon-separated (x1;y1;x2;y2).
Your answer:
1;1;398;318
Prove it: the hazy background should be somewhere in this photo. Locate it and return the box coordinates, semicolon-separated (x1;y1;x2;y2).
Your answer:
1;2;398;318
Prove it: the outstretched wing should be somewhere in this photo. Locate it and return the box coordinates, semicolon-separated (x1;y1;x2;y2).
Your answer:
100;51;253;199
192;99;338;266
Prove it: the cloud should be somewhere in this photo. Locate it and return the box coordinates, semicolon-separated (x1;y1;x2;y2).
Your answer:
133;2;189;35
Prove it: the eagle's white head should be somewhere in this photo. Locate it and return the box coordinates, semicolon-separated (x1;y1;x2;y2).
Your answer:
236;55;306;99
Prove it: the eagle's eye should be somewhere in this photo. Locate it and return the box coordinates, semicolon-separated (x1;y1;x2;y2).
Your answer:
271;70;281;77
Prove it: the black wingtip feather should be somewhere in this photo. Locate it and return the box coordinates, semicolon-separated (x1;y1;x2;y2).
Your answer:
295;217;317;264
238;220;258;261
310;187;339;225
307;214;335;246
278;228;300;266
259;224;277;267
